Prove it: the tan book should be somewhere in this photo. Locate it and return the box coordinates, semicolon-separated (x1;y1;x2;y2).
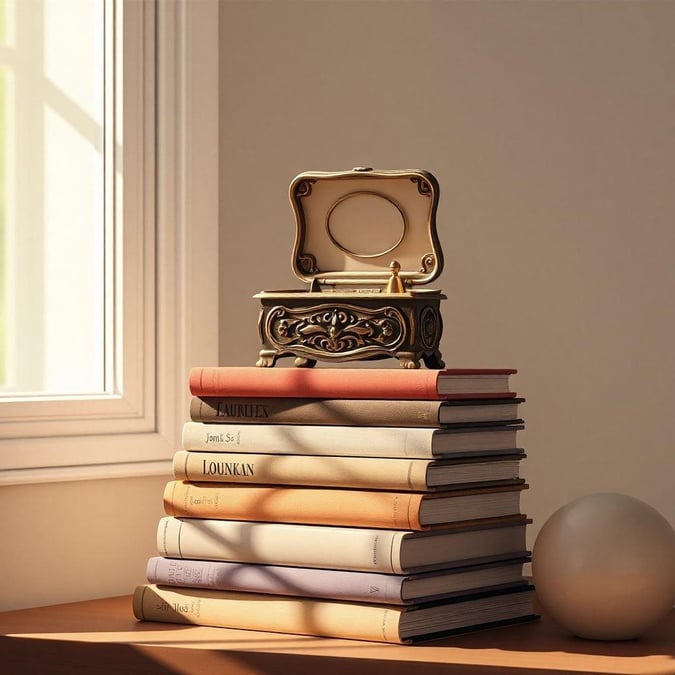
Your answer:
190;396;525;428
163;481;527;530
172;449;525;490
133;583;536;644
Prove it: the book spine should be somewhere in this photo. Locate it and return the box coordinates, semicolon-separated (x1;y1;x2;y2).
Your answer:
189;366;442;400
172;450;431;490
189;396;443;427
156;516;408;573
145;557;407;604
163;481;425;530
133;584;406;643
189;367;517;399
181;422;435;458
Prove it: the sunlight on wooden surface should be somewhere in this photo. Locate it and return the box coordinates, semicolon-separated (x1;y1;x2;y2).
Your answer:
1;596;673;674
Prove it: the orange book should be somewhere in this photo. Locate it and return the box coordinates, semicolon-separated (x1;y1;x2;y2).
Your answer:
189;366;517;400
163;481;526;531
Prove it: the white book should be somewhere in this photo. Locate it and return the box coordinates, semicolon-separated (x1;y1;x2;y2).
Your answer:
157;516;529;574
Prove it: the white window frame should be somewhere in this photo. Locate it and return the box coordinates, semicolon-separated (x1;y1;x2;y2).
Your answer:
0;0;219;485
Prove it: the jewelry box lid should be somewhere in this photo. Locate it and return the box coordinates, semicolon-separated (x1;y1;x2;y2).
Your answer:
289;167;444;289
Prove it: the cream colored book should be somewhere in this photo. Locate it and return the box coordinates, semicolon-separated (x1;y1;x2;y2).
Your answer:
156;516;530;573
173;449;525;490
181;422;523;458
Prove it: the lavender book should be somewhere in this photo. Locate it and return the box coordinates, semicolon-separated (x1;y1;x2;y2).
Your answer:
146;556;530;605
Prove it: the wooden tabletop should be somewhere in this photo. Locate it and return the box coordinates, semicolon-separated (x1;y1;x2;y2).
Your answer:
0;595;673;674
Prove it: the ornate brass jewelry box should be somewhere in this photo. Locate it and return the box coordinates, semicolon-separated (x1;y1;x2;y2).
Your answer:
255;167;446;369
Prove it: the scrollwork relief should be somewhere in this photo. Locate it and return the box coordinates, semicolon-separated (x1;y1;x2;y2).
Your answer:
410;176;431;196
418;305;442;350
297;253;319;275
264;304;407;356
294;179;315;198
419;253;435;274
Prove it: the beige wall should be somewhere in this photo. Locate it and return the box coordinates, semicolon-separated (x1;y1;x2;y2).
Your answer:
0;476;168;610
218;0;675;548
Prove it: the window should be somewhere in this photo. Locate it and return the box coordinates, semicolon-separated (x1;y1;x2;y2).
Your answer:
0;0;106;397
0;0;219;484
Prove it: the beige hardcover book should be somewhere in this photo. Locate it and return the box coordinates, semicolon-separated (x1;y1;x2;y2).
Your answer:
181;422;523;458
156;516;530;574
133;583;536;644
190;396;525;428
172;450;524;490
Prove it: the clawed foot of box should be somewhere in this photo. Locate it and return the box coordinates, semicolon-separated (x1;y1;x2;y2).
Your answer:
397;353;422;369
396;350;445;369
294;357;317;368
423;350;446;369
256;350;278;368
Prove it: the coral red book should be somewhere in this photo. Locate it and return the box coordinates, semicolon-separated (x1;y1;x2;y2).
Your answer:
189;366;517;400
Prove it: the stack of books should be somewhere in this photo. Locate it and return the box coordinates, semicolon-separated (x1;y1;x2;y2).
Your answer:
133;366;537;644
